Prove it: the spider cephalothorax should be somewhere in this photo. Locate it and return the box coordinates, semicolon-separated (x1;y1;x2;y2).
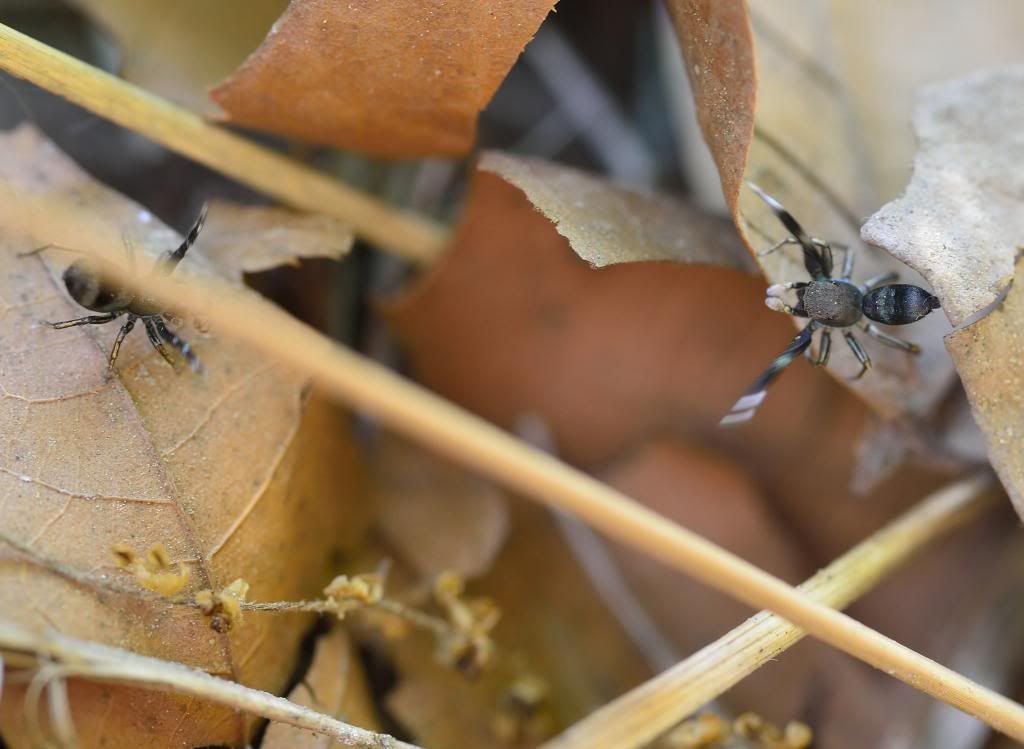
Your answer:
720;184;940;426
42;204;208;375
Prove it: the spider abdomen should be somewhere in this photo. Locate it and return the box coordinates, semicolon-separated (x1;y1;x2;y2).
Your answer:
802;280;863;327
862;284;940;325
62;260;133;313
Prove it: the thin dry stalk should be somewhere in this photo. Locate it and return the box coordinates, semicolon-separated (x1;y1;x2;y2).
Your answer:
0;620;421;749
61;228;1024;742
0;23;448;264
542;472;1000;749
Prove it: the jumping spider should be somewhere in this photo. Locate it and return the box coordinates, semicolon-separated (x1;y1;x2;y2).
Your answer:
40;205;208;375
720;184;940;426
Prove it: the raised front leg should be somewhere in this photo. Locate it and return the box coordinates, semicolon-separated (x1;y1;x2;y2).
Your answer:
720;323;817;426
160;203;209;271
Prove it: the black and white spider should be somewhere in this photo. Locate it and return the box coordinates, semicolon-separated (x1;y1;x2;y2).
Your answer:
42;205;208;375
720;184;940;426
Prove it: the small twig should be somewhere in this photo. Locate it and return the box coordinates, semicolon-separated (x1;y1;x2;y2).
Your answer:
0;530;142;597
0;620;421;749
0;23;448;264
240;598;450;637
541;473;1001;749
1;533;453;649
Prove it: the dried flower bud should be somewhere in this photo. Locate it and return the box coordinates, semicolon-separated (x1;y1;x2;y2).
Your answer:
195;578;249;633
111;542;190;597
433;571;501;676
323;572;384;619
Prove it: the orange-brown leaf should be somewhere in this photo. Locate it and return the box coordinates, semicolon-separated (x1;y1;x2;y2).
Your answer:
663;0;755;209
211;0;558;157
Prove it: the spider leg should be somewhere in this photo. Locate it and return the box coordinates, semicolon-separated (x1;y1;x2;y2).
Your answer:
48;312;121;329
758;237;800;257
153;318;203;373
160;203;208;272
859;271;899;293
143;317;179;369
815;328;832;366
107;316;137;372
747;182;831;279
19;243;90;258
860;321;920;354
829;242;854;279
843;331;871;379
720;323;817;426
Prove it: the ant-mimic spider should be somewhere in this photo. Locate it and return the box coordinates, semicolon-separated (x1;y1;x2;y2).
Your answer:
34;205;208;375
720;184;940;426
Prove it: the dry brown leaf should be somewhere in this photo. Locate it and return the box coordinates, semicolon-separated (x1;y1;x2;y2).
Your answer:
211;0;558;157
385;167;951;566
663;1;755;205
201;199;353;279
946;255;1024;517
69;0;288;114
262;624;381;748
371;434;508;581
382;498;650;748
479;152;752;270
861;67;1024;327
0;127;365;746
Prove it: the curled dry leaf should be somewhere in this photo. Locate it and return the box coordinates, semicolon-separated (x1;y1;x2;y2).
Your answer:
371;434;509;581
665;1;969;421
479;152;752;270
0;126;364;746
946;255;1024;517
68;0;289;114
211;0;558;158
262;624;381;749
663;0;755;205
861;66;1024;327
382;499;650;749
201;199;354;279
363;435;642;745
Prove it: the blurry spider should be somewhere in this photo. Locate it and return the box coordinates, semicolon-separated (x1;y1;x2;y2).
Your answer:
35;205;208;375
720;184;940;426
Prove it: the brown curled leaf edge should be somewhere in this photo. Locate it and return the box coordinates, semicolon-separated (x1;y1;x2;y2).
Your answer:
211;0;559;158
